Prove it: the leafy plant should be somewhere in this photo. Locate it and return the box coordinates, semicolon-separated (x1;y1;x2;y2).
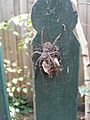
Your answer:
0;14;36;49
4;59;33;119
9;95;33;119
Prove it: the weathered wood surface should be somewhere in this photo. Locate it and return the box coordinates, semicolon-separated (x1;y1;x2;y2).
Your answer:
31;0;80;120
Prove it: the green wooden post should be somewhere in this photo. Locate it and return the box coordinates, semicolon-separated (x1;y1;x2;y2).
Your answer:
0;41;11;120
31;0;80;120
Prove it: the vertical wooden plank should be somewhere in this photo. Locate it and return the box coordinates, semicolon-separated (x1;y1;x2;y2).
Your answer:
13;0;23;95
0;42;11;120
19;0;27;90
78;0;87;85
0;0;3;42
19;0;31;93
27;0;35;14
0;0;9;58
78;0;87;39
0;1;2;20
13;0;20;16
86;0;90;57
7;0;19;90
20;0;28;14
0;0;11;81
85;1;90;120
13;0;20;67
19;0;28;68
7;0;17;62
22;0;34;105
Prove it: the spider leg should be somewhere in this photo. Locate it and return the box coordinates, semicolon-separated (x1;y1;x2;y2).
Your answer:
32;51;42;57
41;27;44;47
39;57;44;70
48;54;56;67
38;57;47;77
48;54;61;70
35;56;41;66
49;51;59;55
52;33;61;46
49;51;62;60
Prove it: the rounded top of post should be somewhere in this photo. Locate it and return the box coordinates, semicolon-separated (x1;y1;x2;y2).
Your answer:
31;0;78;39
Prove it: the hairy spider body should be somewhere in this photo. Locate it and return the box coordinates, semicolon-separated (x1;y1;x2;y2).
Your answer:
33;40;62;77
32;28;62;77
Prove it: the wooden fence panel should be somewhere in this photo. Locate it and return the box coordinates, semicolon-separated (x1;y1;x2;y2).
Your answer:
0;0;35;102
86;0;90;58
78;0;87;37
78;0;87;85
78;0;90;57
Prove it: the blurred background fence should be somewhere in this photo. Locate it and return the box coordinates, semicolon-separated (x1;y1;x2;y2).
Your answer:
78;0;90;84
0;0;35;106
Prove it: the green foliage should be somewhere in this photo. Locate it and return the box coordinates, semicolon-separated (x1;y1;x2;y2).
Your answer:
4;59;32;93
4;59;33;119
0;14;37;49
0;21;10;30
9;95;33;119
